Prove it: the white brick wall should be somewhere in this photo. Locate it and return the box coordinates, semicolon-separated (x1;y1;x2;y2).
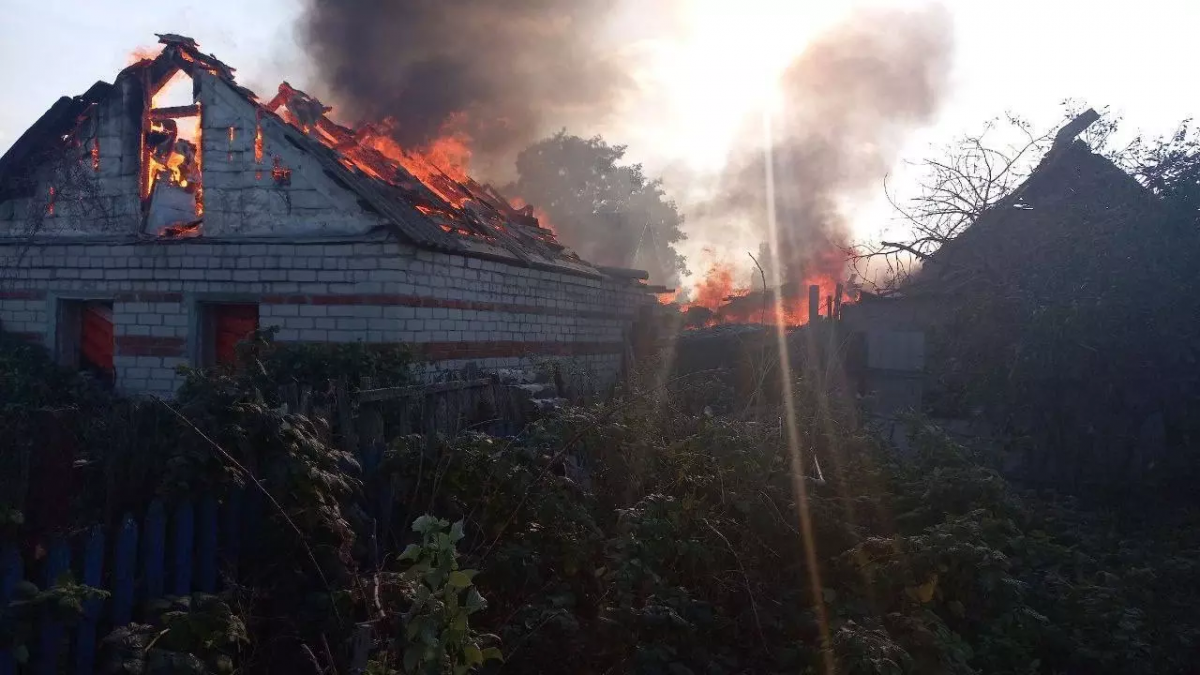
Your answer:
0;298;49;335
0;238;651;397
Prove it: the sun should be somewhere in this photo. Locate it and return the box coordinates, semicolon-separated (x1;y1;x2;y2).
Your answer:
619;1;851;173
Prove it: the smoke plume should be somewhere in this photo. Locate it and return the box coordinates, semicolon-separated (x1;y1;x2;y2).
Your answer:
703;6;953;289
299;0;630;172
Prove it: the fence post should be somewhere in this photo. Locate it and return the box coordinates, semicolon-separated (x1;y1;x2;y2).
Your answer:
74;526;104;674
143;501;166;603
173;500;194;597
112;514;138;627
198;494;218;593
36;538;69;675
0;544;22;675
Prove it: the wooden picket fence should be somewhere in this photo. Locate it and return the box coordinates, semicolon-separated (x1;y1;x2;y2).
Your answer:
0;489;269;674
0;375;536;671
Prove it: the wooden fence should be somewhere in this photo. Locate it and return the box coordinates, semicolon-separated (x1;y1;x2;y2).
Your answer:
0;491;267;674
0;374;541;671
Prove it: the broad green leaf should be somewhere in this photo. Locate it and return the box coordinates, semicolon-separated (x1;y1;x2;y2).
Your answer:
448;571;473;589
411;515;443;534
465;587;487;612
464;644;484;666
450;520;465;543
398;544;422;562
481;647;504;662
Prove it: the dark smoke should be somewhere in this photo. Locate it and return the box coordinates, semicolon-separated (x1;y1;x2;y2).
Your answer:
299;0;630;171
704;6;953;287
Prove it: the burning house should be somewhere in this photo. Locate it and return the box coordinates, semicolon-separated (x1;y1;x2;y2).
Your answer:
0;35;657;397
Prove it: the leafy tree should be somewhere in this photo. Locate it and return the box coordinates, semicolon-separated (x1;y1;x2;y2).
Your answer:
509;132;688;286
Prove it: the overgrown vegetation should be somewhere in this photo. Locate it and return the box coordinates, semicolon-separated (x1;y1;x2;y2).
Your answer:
3;334;1198;673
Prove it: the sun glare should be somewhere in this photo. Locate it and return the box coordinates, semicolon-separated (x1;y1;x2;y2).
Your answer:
634;1;844;172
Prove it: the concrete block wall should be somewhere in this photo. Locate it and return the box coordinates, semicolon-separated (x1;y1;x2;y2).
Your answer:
112;296;190;396
196;72;388;238
0;237;650;397
0;69;384;241
0;291;49;339
0;76;142;238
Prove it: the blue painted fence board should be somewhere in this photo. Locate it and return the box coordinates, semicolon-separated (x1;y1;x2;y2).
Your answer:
0;457;408;668
74;526;104;674
143;500;166;602
198;495;218;593
37;538;69;675
112;515;138;627
173;500;194;597
222;489;244;580
0;544;23;675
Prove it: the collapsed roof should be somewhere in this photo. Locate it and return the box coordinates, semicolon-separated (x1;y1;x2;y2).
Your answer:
0;34;642;281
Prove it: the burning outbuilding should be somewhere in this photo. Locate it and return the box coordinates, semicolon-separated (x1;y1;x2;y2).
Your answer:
0;35;658;397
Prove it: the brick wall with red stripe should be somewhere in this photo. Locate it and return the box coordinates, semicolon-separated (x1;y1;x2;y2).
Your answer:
0;239;653;397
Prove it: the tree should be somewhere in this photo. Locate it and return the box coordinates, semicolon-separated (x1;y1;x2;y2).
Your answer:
508;132;688;286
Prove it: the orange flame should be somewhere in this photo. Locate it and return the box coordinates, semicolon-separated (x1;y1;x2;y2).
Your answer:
687;259;747;312
126;45;163;66
90;138;100;171
258;83;554;247
160;221;202;238
508;196;557;235
702;273;852;326
193;116;203;216
681;251;853;327
271;156;292;184
253;116;263;163
144;116;203;221
254;113;264;180
357;119;473;206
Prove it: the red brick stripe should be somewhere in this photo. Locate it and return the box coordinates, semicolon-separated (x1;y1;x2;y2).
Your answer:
115;335;186;357
259;293;627;321
0;290;46;300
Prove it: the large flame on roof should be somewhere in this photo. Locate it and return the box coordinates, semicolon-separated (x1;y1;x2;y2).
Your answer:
262;83;484;210
125;36;563;252
260;82;559;250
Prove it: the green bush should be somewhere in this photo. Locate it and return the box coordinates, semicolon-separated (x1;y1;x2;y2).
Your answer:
5;331;1198;673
